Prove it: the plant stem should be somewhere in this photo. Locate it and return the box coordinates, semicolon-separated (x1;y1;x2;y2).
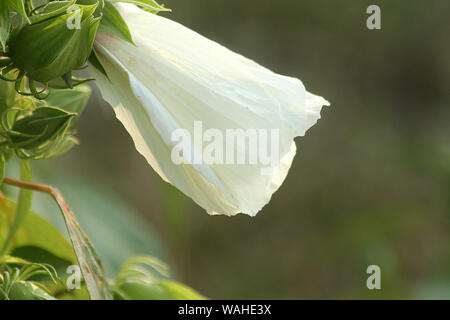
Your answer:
1;176;77;218
1;176;112;300
0;161;32;256
2;177;57;199
1;176;78;223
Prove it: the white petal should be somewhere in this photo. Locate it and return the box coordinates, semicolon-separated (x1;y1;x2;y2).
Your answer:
91;4;329;216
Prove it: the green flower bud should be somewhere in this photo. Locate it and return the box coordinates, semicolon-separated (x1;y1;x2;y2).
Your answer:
8;2;100;83
8;106;76;150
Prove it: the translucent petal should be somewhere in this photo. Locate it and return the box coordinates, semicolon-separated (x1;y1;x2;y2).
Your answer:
91;4;329;216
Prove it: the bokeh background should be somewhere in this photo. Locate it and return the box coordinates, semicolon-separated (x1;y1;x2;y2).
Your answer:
14;0;450;299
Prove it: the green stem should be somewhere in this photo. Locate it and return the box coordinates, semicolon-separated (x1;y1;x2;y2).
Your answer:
0;160;32;257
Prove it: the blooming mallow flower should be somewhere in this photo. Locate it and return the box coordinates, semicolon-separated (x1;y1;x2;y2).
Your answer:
91;4;329;216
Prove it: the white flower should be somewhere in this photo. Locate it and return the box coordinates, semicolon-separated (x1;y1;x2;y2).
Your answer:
91;4;329;216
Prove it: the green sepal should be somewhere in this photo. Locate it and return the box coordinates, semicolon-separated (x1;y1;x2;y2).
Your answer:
29;0;77;25
75;0;105;18
99;1;134;45
61;72;73;89
9;4;100;83
48;76;94;89
107;0;170;13
6;0;30;23
41;134;78;158
88;49;109;80
45;85;91;119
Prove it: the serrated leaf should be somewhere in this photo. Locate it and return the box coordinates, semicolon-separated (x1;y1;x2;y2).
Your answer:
99;1;134;44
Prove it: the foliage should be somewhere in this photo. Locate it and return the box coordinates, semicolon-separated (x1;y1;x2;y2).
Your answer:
0;0;202;301
0;196;201;300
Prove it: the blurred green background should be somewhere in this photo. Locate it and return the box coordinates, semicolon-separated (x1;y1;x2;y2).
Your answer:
15;0;450;299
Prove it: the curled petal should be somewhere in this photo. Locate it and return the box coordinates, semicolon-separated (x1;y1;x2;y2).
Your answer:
92;4;329;216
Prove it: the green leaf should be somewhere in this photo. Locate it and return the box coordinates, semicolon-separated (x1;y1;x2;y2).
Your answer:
0;199;75;263
107;0;170;13
50;189;113;300
6;0;30;23
8;247;71;280
30;162;166;277
0;179;111;299
113;255;205;300
8;281;56;300
115;279;205;300
0;255;29;265
118;255;170;279
99;1;134;45
0;1;11;52
0;160;32;256
157;281;206;300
